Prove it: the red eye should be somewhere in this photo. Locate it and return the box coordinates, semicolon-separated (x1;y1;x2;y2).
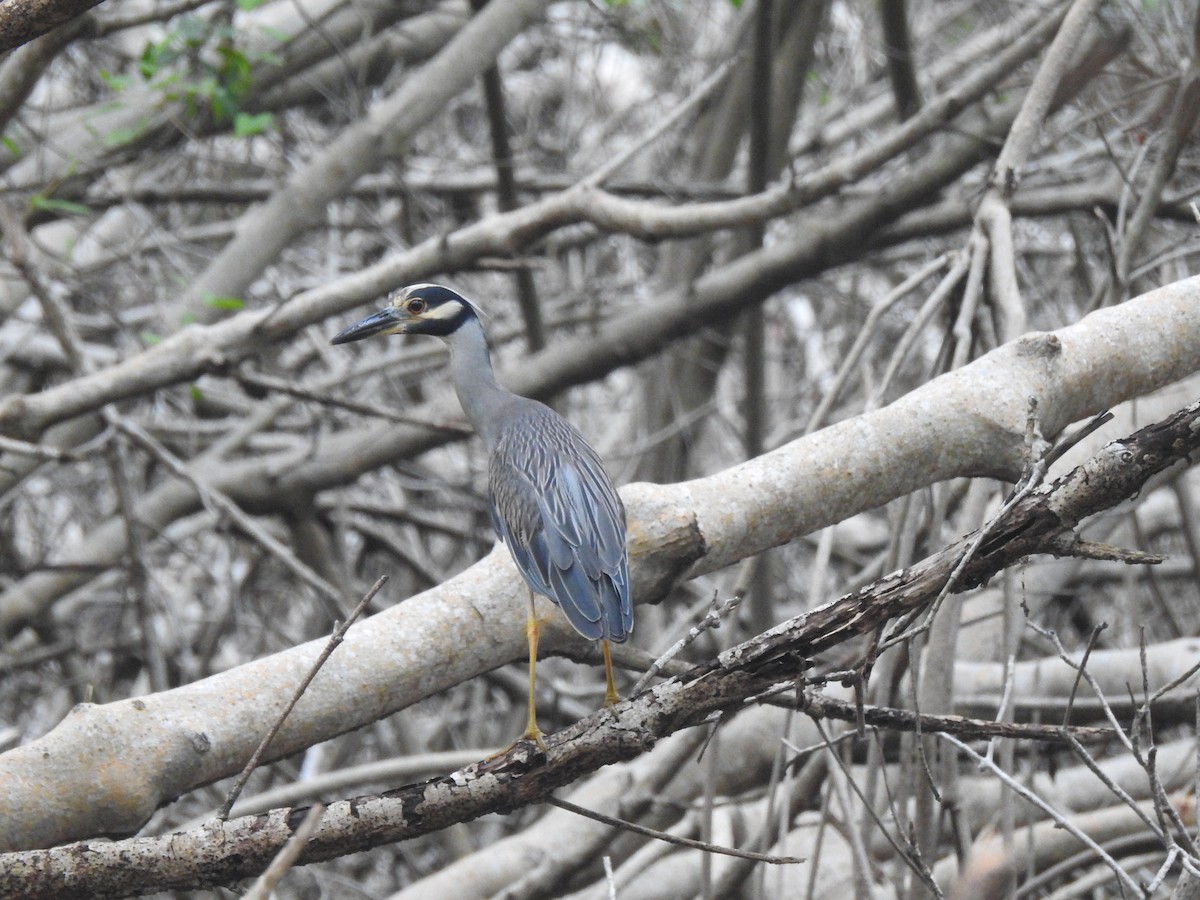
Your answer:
407;298;426;314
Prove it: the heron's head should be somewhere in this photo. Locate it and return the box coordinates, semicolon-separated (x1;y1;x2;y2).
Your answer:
330;284;482;344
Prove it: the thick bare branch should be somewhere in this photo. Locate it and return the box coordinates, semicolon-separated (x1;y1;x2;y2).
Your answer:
0;279;1198;854
0;395;1195;893
0;0;102;54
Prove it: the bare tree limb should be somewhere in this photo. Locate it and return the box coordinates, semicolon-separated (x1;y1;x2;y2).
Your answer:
0;0;102;54
0;394;1195;895
0;6;1080;445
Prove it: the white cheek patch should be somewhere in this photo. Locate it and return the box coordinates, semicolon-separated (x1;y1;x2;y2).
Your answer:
422;300;463;321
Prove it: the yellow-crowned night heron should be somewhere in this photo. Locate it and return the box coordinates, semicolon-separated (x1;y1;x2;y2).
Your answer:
332;284;633;744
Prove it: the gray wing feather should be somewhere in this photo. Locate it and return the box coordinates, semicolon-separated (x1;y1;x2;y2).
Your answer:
489;403;633;642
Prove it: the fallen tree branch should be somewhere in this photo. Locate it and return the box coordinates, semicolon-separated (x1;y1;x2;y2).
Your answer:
1;398;1194;898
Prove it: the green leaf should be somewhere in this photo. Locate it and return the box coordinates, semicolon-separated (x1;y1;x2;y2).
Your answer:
140;331;162;345
237;0;266;9
233;112;274;136
190;384;205;402
2;135;22;157
138;44;160;79
218;46;252;79
103;126;144;147
99;70;132;91
203;296;246;311
216;46;253;113
30;196;91;217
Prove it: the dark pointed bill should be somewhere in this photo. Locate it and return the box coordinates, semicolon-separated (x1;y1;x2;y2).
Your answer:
330;308;401;344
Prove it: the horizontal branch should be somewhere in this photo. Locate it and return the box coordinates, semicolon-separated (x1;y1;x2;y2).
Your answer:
792;694;1116;745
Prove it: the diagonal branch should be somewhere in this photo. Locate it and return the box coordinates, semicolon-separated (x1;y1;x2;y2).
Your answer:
0;397;1195;898
0;4;1084;444
171;0;553;325
0;0;102;54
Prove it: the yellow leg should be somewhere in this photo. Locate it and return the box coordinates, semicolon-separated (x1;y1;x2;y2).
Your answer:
522;595;547;748
602;639;620;708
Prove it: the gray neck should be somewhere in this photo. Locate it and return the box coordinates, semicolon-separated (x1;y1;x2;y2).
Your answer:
445;319;515;451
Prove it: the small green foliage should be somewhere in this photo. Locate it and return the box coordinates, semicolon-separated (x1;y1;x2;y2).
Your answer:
99;71;133;91
203;296;246;312
212;46;252;119
140;331;162;345
2;135;22;158
30;196;91;217
233;111;274;136
190;384;205;403
134;13;277;133
102;124;148;147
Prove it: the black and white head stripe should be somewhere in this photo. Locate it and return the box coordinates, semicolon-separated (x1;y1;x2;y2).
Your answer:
391;284;486;334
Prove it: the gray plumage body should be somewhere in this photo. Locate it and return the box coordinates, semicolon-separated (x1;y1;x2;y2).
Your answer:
448;317;633;643
487;400;632;641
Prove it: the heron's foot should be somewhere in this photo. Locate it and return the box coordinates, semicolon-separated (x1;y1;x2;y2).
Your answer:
486;725;546;761
522;721;548;751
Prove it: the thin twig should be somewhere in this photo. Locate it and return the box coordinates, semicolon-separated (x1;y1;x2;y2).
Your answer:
236;368;472;433
1062;624;1105;729
1058;728;1165;843
790;689;1117;745
812;718;945;898
111;414;348;622
880;400;1053;653
580;57;738;188
545;796;801;865
805;251;953;434
217;576;387;820
1147;654;1200;707
106;435;170;694
941;732;1144;898
1043;410;1114;469
1026;619;1135;754
632;591;742;695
